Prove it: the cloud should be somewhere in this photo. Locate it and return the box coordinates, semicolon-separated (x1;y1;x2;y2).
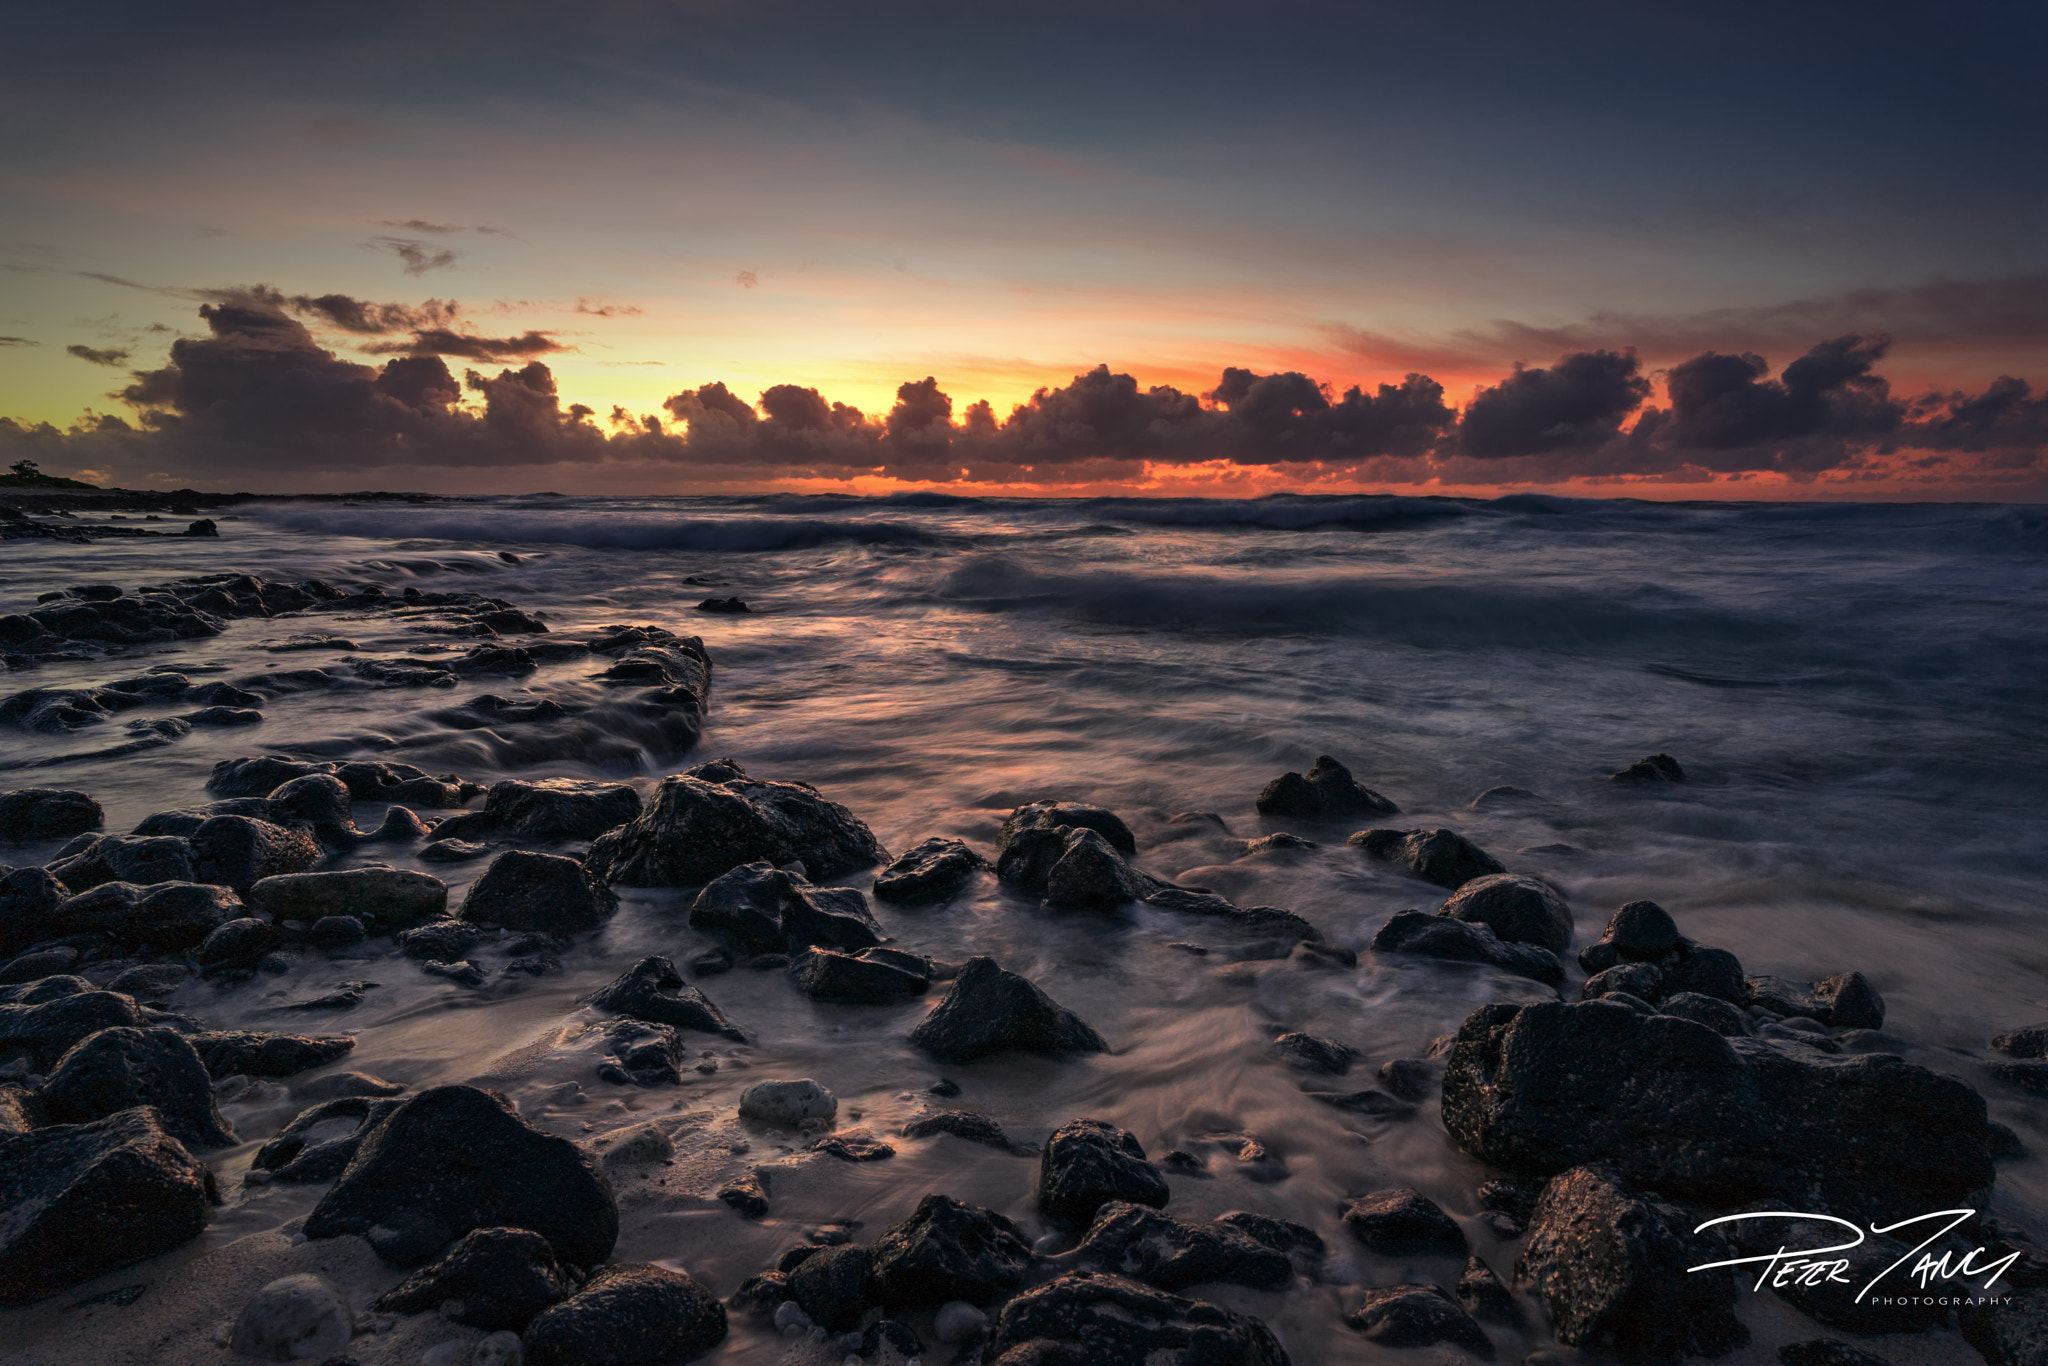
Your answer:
367;236;460;276
66;344;131;366
575;300;643;317
0;336;36;347
1661;334;1901;454
360;329;568;361
736;271;758;289
1457;350;1650;456
289;291;460;334
380;219;465;234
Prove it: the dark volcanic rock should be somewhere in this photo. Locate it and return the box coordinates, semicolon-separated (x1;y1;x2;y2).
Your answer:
48;834;196;891
0;1107;215;1305
1340;1188;1468;1258
1992;1024;2048;1059
396;919;484;962
687;861;797;952
252;1096;405;1183
1142;886;1323;942
901;1109;1018;1151
1603;899;1681;958
54;879;241;951
250;865;448;928
1040;828;1149;911
0;984;149;1069
994;800;1138;895
460;850;617;933
188;1029;356;1078
585;763;886;887
522;1262;727;1366
189;815;321;892
1072;1202;1293;1291
787;1243;873;1331
1746;971;1887;1030
870;1193;1034;1308
600;1020;683;1086
41;1025;235;1148
375;1225;571;1331
1349;826;1505;889
1610;752;1685;783
1961;1287;2048;1366
982;1271;1290;1366
208;756;330;798
909;956;1107;1063
780;883;884;953
305;1084;618;1269
1273;1031;1356;1075
1346;1283;1493;1357
1436;873;1573;954
1458;1255;1519;1325
432;777;642;845
584;956;745;1040
1515;1164;1746;1361
873;836;983;905
1368;909;1564;987
0;788;103;841
1778;1343;1896;1366
1584;961;1666;1003
1442;999;1992;1221
1039;1119;1169;1227
1657;990;1752;1036
791;946;930;1003
0;867;69;954
1255;754;1397;820
192;916;279;969
266;773;355;840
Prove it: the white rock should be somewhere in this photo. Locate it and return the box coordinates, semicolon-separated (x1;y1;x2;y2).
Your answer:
229;1273;353;1360
738;1078;836;1128
772;1300;812;1333
935;1300;988;1343
601;1122;675;1165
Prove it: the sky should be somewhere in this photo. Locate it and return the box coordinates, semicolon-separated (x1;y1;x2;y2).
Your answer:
2;0;2045;498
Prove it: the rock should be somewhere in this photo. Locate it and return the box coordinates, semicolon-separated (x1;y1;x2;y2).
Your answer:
870;1193;1034;1308
1308;1087;1417;1119
1436;874;1572;954
737;1077;835;1128
0;946;77;983
1515;1164;1746;1360
461;850;617;933
791;946;930;1003
521;1262;727;1366
1656;991;1751;1036
873;836;983;904
1584;961;1666;1003
192;916;279;969
1604;900;1680;958
187;1029;355;1078
47;833;196;891
584;956;745;1040
1458;1255;1518;1325
1993;1024;2048;1059
786;1243;872;1331
1349;827;1505;888
434;778;642;845
1713;1212;1945;1334
190;816;322;891
267;773;355;838
230;1273;354;1361
303;1084;619;1268
779;882;885;953
0;983;149;1068
1255;754;1398;821
309;914;365;947
1272;1031;1356;1074
1340;1188;1467;1257
186;518;218;536
687;861;885;954
250;865;449;929
0;788;103;840
0;1107;214;1304
1744;971;1886;1029
935;1299;989;1343
0;866;69;954
909;956;1107;1062
901;1110;1017;1150
377;1226;570;1331
1141;885;1324;942
397;918;485;961
41;1024;234;1148
1346;1283;1494;1357
252;1096;405;1182
585;764;886;887
1377;1058;1434;1101
1961;1289;2048;1366
47;879;235;952
181;705;264;726
695;595;749;613
1041;828;1149;911
1039;1118;1169;1226
1072;1202;1293;1290
982;1271;1289;1366
602;1122;675;1166
1368;909;1565;987
1778;1343;1895;1366
1610;752;1685;783
1442;999;1992;1222
716;1172;769;1217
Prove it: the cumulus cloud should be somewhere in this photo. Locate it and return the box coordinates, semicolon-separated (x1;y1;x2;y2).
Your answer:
288;291;460;334
1662;334;1901;451
1458;350;1649;456
361;329;568;361
66;344;131;366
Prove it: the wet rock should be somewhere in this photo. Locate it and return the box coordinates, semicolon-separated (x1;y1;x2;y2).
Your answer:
47;833;196;891
1458;1255;1518;1325
1584;961;1666;1003
192;915;280;969
369;806;435;843
1272;1031;1356;1075
584;956;745;1040
267;773;355;839
1255;754;1398;821
1988;1120;2027;1159
1603;899;1680;958
309;914;365;947
0;788;103;841
1072;1202;1293;1291
182;705;264;726
1610;752;1685;783
1142;886;1324;942
1377;1057;1435;1101
1340;1187;1468;1257
1039;1118;1169;1226
982;1270;1289;1366
936;1299;989;1343
791;946;930;1003
1436;873;1572;954
1442;999;1992;1222
1042;828;1149;911
873;836;983;905
1993;1024;2048;1059
432;778;642;845
190;815;322;892
901;1110;1018;1151
250;865;449;929
0;983;149;1068
810;1128;894;1160
686;861;797;952
1307;1087;1417;1119
1961;1288;2048;1366
52;879;241;952
1745;971;1886;1030
598;1020;681;1086
0;1107;214;1305
252;1096;405;1182
188;1029;356;1078
0;946;76;983
601;1122;676;1166
0;866;69;954
717;1172;769;1217
1346;1283;1493;1357
737;1077;835;1127
1368;909;1565;987
779;882;884;953
459;850;617;934
522;1262;727;1366
42;1024;235;1148
230;1273;354;1360
208;756;329;798
377;1226;570;1331
909;956;1107;1062
869;1194;1033;1308
1349;826;1505;888
1778;1343;1895;1366
295;1070;405;1101
787;1243;872;1330
1515;1164;1746;1361
397;918;485;962
586;763;887;887
695;595;749;613
1656;991;1751;1036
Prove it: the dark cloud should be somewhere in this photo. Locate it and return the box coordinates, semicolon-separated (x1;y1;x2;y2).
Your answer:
66;344;130;366
1905;376;2048;454
361;329;567;361
290;292;460;334
0;336;35;347
1457;350;1649;456
1662;334;1901;451
368;236;460;276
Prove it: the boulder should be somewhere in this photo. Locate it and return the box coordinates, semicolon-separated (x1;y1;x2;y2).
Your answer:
995;801;1135;893
791;946;930;1003
0;788;102;841
189;816;321;891
780;882;885;952
1441;999;1993;1222
585;764;886;886
521;1263;727;1366
431;777;642;845
1368;909;1564;987
460;849;617;933
1457;1255;1518;1325
1962;1287;2048;1366
0;1107;214;1305
41;1025;235;1148
397;919;485;962
252;1096;405;1182
209;757;333;798
192;916;279;969
1436;873;1573;955
188;1029;356;1078
1610;752;1685;783
304;1085;618;1269
1656;991;1751;1037
599;1020;682;1087
1584;961;1666;1003
1349;827;1503;888
0;866;69;954
981;1271;1290;1366
1039;1118;1169;1226
51;879;240;951
1745;971;1886;1030
737;1078;835;1128
786;1243;873;1331
1071;1202;1293;1291
250;865;448;928
908;956;1107;1062
266;773;355;839
1346;1283;1493;1357
1142;886;1324;942
1255;754;1397;819
873;836;983;905
1042;828;1150;911
1992;1024;2048;1059
0;984;149;1068
1514;1164;1746;1360
376;1225;571;1331
47;833;196;891
870;1193;1034;1308
900;1110;1018;1151
230;1273;354;1361
1272;1031;1356;1075
1340;1188;1468;1258
686;861;796;951
1601;899;1680;959
584;956;745;1040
